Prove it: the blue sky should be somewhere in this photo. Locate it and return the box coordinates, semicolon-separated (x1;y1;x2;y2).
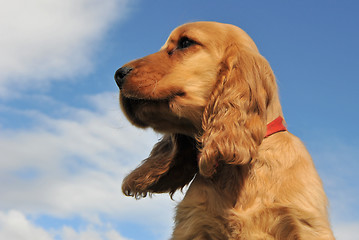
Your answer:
0;0;358;239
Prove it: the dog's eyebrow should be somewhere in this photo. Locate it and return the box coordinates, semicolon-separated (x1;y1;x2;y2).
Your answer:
161;38;176;50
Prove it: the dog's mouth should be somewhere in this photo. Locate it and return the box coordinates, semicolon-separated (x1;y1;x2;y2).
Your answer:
121;90;186;112
120;95;171;125
121;90;186;102
120;91;194;133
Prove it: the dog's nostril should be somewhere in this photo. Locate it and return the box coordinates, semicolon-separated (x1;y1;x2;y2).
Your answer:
117;66;133;79
114;66;133;89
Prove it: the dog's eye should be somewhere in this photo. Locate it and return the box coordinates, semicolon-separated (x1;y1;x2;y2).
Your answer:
177;37;196;49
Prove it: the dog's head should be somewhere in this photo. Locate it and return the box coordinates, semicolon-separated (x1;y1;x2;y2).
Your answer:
116;21;261;136
116;22;283;197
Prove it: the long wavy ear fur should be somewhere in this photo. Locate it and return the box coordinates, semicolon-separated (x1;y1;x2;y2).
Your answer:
198;46;275;177
122;134;198;198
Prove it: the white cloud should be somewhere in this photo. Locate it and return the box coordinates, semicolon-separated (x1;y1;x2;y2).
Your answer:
0;210;131;240
0;0;129;97
60;225;130;240
333;222;359;240
0;210;52;240
0;92;177;238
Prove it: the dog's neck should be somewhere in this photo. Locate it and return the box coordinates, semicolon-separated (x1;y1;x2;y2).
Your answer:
266;92;285;125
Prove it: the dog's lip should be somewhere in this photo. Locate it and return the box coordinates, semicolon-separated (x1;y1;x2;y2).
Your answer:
121;91;186;102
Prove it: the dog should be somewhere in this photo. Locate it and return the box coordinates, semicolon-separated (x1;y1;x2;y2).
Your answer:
114;21;335;239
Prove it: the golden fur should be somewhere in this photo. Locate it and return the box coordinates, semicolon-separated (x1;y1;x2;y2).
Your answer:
116;22;334;239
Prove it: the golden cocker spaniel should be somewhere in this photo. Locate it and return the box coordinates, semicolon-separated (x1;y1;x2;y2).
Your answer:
115;22;335;239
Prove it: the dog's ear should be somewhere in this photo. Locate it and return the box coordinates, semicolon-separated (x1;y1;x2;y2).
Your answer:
122;134;198;198
198;46;275;177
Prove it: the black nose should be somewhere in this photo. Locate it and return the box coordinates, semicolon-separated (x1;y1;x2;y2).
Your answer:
114;66;133;89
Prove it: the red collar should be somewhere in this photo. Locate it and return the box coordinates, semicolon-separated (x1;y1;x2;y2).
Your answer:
265;116;287;138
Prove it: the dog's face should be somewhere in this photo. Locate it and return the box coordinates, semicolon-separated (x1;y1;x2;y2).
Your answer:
115;22;258;136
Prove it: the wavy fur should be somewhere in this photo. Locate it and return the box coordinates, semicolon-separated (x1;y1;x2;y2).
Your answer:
116;21;335;239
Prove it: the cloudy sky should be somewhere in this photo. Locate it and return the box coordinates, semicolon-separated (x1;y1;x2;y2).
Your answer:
0;0;358;239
